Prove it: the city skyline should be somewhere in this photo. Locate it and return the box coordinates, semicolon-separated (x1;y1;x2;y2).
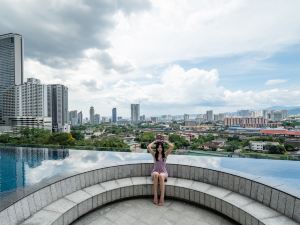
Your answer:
0;1;300;116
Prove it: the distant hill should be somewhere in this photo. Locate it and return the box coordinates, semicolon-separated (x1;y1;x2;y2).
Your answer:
288;108;300;115
265;106;300;115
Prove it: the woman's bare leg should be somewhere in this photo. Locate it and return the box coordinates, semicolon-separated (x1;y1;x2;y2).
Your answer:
152;172;159;204
158;173;166;206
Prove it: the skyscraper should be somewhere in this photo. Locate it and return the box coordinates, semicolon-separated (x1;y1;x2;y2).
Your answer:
89;106;95;125
69;110;78;126
78;111;83;125
94;114;100;124
206;110;214;122
112;108;117;123
184;114;189;121
47;84;68;132
131;104;140;124
0;33;24;123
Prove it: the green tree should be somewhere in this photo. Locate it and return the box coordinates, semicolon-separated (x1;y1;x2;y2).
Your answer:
0;134;10;143
94;137;128;148
169;134;189;149
48;133;75;146
71;130;84;141
19;128;51;144
224;141;239;152
266;145;286;154
284;143;295;152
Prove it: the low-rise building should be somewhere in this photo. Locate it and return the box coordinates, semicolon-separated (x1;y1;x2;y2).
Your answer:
249;141;280;152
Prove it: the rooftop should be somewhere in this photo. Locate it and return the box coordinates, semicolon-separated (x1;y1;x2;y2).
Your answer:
72;198;237;225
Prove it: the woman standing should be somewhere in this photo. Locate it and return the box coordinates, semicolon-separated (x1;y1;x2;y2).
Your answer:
147;136;174;206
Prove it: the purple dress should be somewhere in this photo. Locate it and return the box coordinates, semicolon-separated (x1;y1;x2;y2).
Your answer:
152;157;168;178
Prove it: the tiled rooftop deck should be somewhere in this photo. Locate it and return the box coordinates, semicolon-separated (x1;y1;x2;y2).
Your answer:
71;198;238;225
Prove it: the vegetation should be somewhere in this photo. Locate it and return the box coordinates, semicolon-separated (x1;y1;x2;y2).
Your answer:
190;134;215;150
104;125;134;135
265;144;286;154
282;121;300;128
0;127;129;151
135;132;156;149
169;134;189;149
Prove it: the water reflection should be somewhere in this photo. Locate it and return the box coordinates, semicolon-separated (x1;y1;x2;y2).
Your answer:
0;147;68;192
0;147;300;197
25;150;151;185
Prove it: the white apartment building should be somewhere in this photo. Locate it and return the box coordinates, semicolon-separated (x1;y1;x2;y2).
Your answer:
249;141;280;152
1;78;52;130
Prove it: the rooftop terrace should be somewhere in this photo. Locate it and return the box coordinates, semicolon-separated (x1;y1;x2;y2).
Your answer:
0;147;299;225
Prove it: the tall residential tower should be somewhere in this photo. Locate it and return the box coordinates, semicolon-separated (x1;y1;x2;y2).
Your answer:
131;104;140;124
47;84;69;132
0;33;24;123
89;106;95;125
112;108;117;123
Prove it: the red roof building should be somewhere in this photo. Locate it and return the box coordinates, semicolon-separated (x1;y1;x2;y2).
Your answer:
261;129;300;136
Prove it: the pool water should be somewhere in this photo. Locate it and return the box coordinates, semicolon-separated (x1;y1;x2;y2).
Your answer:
0;147;299;197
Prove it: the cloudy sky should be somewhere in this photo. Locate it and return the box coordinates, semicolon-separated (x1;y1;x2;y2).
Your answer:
1;0;300;118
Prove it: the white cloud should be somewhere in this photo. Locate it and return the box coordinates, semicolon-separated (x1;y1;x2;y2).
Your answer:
265;79;287;86
16;0;300;116
109;0;300;67
25;59;300;116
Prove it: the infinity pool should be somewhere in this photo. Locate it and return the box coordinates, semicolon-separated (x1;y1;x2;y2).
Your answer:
0;147;299;198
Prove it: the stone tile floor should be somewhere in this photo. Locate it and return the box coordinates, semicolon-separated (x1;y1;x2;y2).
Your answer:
72;198;238;225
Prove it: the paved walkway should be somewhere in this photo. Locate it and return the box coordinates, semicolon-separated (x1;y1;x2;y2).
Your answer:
72;198;238;225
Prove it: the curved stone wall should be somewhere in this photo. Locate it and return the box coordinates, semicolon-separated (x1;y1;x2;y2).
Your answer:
0;160;299;225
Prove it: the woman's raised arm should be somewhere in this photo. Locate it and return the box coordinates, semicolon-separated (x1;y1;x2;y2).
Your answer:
165;140;174;156
147;140;156;156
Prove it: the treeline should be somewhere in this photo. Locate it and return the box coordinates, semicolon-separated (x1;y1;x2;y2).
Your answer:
224;135;292;154
134;132;293;155
0;128;129;150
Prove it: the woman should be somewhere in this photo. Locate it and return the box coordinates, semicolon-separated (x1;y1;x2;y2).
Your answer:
147;137;174;206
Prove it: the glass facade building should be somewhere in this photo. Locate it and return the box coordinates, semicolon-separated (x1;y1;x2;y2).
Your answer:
0;33;24;123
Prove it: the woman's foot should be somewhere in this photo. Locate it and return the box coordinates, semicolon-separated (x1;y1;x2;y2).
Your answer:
158;198;164;206
153;196;158;204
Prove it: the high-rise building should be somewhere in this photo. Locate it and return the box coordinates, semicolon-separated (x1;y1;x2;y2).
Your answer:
78;111;83;125
89;106;95;125
69;110;78;126
270;110;288;122
47;84;68;132
1;78;52;130
151;117;158;123
0;33;24;123
112;108;117;123
206;110;214;122
101;116;109;123
131;104;140;123
184;114;189;121
16;78;48;117
282;110;288;119
237;110;251;117
262;110;269;119
94;114;100;124
140;115;146;121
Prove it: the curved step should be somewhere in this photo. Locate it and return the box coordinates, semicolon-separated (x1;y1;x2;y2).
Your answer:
20;177;299;225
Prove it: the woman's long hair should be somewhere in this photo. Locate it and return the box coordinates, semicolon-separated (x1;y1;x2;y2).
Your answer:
155;141;165;161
